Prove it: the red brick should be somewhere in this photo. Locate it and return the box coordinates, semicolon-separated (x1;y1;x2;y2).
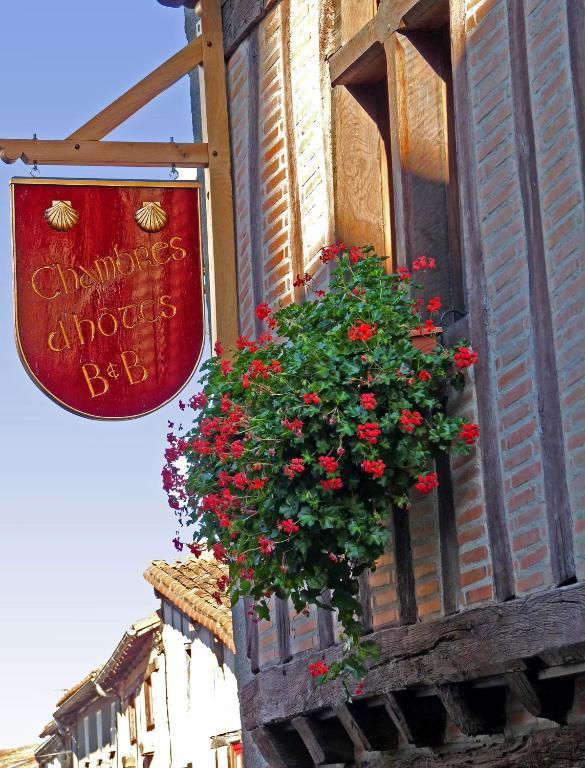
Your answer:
461;545;489;566
519;545;548;570
516;571;545;593
513;528;541;552
457;524;485;546
461;566;487;587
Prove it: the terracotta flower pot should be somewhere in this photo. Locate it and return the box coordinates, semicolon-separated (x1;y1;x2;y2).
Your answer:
409;326;442;353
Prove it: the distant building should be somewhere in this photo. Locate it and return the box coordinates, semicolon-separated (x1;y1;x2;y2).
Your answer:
35;557;241;768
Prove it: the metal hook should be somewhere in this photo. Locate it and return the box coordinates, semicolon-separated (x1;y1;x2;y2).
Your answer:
30;133;40;177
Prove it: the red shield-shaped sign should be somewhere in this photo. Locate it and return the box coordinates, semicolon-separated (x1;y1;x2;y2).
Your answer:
12;178;204;419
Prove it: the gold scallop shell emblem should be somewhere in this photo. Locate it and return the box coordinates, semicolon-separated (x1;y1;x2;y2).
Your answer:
44;200;79;232
135;201;168;233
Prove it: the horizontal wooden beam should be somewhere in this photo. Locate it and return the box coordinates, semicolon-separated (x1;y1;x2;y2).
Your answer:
240;581;585;730
68;37;204;141
0;139;209;168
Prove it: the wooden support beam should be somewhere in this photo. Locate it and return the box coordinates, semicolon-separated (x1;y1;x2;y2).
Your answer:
0;139;208;168
68;37;204;141
200;0;239;349
437;683;492;737
291;717;327;765
334;704;373;753
249;727;288;768
240;581;585;730
383;693;413;744
506;672;542;717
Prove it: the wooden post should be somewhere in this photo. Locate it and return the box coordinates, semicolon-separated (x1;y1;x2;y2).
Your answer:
200;0;240;350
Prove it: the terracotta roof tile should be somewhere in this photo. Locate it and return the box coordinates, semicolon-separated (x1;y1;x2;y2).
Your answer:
55;669;99;707
0;745;38;768
144;556;234;652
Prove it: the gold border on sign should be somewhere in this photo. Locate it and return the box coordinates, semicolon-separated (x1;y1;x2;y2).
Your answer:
10;177;205;421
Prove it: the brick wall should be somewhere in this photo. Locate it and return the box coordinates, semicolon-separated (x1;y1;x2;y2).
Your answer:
219;0;585;675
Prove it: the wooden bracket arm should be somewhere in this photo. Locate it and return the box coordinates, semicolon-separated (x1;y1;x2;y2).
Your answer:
0;139;209;168
68;37;204;141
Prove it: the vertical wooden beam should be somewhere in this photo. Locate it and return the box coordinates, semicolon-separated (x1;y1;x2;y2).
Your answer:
506;671;542;717
392;507;417;625
244;596;260;673
247;25;266;339
436;451;460;615
449;0;515;601
507;0;575;585
358;571;374;633
280;0;306;304
384;35;409;266
200;0;240;349
567;2;585;193
317;589;335;649
275;596;292;663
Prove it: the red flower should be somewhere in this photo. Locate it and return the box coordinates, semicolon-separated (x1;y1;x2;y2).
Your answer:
214;340;223;357
460;422;480;445
328;552;339;562
293;272;313;287
248;477;267;490
415;472;439;494
212;542;227;561
354;680;365;697
320;241;344;263
258;331;273;345
427;296;442;313
361;459;386;478
255;302;271;320
232;472;248;490
190;392;208;409
319;455;339;474
412;255;436;271
454;346;478;369
349;246;362;264
314;289;326;297
400;409;423;433
360;393;377;411
280;519;300;534
418;370;431;382
187;542;203;557
282;418;304;437
397;266;412;281
303;392;321;405
348;321;377;342
271;360;282;374
242;374;251;388
231;440;244;458
357;422;381;444
320;477;343;491
283;458;305;479
220;359;233;376
308;661;330;678
258;535;275;555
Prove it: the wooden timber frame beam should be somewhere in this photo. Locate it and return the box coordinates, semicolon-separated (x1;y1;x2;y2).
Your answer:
328;0;448;87
0;2;239;348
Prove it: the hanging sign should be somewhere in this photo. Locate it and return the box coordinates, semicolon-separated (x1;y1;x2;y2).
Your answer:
11;178;204;419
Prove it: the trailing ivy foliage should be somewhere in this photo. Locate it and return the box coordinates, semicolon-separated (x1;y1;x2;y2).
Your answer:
163;245;478;682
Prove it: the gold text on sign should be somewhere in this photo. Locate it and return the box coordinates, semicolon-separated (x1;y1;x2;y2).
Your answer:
31;236;187;301
47;294;177;353
81;350;148;399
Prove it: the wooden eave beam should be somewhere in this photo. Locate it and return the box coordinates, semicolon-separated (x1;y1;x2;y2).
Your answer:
329;0;449;86
0;139;208;168
68;37;204;141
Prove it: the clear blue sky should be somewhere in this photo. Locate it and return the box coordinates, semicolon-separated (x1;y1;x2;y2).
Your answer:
0;1;198;747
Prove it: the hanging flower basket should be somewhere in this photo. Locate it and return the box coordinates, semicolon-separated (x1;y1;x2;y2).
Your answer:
163;245;479;682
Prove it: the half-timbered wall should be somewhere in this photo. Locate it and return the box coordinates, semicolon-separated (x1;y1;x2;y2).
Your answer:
185;0;585;764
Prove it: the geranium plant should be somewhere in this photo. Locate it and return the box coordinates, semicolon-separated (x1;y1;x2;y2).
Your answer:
163;245;478;682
